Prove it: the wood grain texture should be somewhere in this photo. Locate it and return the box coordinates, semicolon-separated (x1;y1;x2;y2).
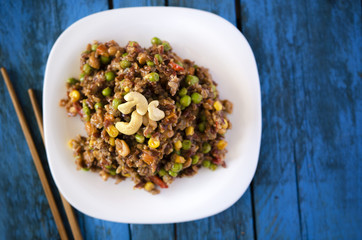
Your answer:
292;1;361;239
239;1;307;239
240;0;362;239
1;0;361;239
168;0;237;26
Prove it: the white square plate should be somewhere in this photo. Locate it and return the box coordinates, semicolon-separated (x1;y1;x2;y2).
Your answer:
43;7;261;223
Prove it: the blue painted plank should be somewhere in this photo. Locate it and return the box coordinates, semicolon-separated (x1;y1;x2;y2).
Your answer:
78;216;130;240
166;1;255;239
291;1;361;239
240;0;362;239
113;0;165;8
239;0;303;239
177;191;254;240
168;0;237;26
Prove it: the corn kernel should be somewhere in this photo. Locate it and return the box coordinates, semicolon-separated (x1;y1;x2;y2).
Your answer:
67;140;74;149
106;125;119;138
109;137;115;146
213;101;223;111
185;126;194;136
175;155;186;163
124;86;130;92
216;140;228;150
69;90;80;102
123;173;131;177
144;181;155;191
148;137;160;148
222;119;229;129
89;139;95;147
174;140;182;150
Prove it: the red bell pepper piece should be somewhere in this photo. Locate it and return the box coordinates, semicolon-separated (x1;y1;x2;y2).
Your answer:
168;62;184;71
150;176;168;188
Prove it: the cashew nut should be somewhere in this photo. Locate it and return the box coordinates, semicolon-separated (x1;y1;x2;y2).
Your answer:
117;92;148;115
148;100;165;121
115;111;143;135
118;101;136;114
115;139;130;157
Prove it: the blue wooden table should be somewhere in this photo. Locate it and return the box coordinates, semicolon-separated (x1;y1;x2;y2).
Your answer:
1;0;361;239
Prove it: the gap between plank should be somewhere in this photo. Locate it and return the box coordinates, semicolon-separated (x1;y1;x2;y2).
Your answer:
234;2;256;239
108;0;113;9
174;223;177;240
234;0;242;32
128;224;132;240
250;182;258;240
293;135;304;238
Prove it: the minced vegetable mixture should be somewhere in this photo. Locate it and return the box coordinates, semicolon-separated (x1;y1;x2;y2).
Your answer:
60;37;233;194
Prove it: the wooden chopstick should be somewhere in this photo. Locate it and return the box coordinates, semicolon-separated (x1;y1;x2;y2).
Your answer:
28;89;83;240
0;67;68;240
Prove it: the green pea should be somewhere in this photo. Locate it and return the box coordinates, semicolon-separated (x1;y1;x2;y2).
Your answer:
81;168;90;171
151;37;162;45
202;142;211;153
105;165;112;169
171;163;183;173
209;163;217;171
122;52;128;57
83;63;92;75
202;160;211;168
155;54;163;63
162;42;171;51
198;122;206;132
191;92;203;104
67;77;78;85
192;155;200;165
178;88;188;97
105;71;115;81
147;60;155;66
91;44;98;51
102;87;111;96
180;95;191;107
211;84;216;93
158;169;167;177
147;72;159;82
109;169;116;175
112;98;122;110
94;102;103;110
135;134;145;143
182;140;192;150
79;73;85;82
168;170;177;177
101;56;110;64
83;105;90;116
186;75;199;85
120;59;131;69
